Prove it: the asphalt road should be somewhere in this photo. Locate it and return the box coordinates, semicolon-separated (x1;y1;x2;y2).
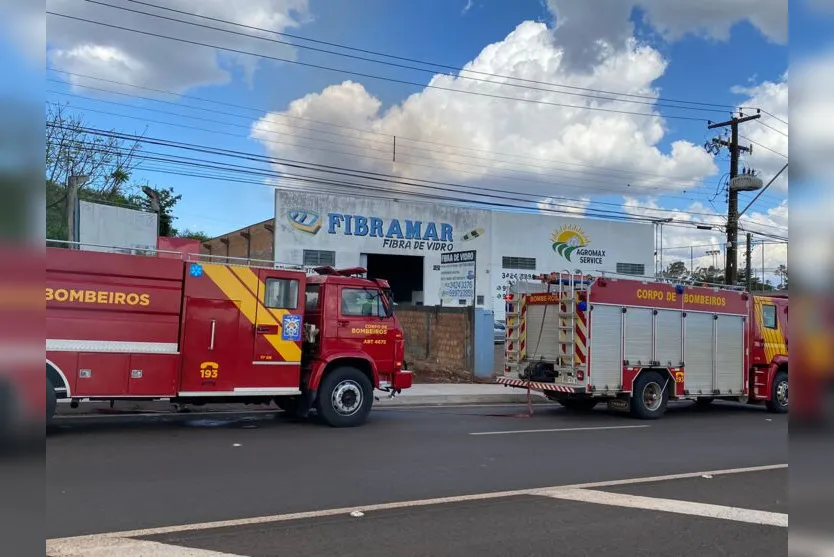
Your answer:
47;402;788;555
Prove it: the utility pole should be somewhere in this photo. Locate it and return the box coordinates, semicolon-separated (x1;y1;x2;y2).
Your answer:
745;233;753;292
706;112;761;286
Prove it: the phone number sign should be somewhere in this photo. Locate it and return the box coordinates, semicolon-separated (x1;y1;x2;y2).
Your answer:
440;250;476;304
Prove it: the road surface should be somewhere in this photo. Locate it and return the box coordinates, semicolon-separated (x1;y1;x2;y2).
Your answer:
47;402;787;556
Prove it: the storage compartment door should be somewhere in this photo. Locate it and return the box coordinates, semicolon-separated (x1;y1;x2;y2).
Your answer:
683;312;714;395
589;304;623;392
655;310;683;368
715;314;745;395
623;307;653;366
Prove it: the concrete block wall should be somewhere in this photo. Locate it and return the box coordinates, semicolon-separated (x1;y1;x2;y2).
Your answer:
395;306;473;372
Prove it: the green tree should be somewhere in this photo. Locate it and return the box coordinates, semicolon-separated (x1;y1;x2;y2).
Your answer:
177;229;212;242
46;102;143;195
775;264;788;290
692;265;724;286
663;261;688;280
738;268;774;291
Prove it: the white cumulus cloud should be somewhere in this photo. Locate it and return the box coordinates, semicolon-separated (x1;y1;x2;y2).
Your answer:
546;0;786;69
47;0;310;94
252;21;718;212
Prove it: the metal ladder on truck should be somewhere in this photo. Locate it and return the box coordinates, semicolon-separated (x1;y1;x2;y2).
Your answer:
542;270;590;378
503;283;523;378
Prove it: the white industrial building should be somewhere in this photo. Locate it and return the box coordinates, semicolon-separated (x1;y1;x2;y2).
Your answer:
274;190;654;320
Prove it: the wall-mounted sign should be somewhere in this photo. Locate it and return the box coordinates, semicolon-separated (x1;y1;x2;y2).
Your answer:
440;250;476;305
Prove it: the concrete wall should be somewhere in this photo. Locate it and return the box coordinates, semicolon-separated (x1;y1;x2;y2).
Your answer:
395;305;473;374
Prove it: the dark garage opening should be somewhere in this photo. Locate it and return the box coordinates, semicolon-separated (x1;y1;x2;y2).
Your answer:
365;253;424;305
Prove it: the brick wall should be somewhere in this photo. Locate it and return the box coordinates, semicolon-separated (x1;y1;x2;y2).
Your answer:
201;220;274;264
395;306;473;374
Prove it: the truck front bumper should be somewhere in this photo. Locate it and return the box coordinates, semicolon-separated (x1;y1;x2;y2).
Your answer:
379;369;413;392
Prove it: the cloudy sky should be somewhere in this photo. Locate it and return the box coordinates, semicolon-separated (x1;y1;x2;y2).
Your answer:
45;0;795;278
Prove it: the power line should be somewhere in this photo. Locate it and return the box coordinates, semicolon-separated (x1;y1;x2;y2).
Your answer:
47;11;711;122
47;79;787;209
755;108;789;126
52;69;787;208
49;90;734;204
51;101;775;221
50;123;756;230
103;0;739;112
756;119;789;137
740;135;788;159
48;70;734;186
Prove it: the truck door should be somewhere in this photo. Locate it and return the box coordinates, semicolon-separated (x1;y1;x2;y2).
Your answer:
250;270;304;387
179;298;240;394
337;286;395;375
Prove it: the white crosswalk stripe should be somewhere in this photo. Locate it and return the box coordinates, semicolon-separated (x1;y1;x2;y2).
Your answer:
47;464;788;556
47;537;246;557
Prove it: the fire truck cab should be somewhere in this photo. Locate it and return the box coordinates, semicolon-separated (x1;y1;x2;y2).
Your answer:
499;272;789;420
46;247;413;428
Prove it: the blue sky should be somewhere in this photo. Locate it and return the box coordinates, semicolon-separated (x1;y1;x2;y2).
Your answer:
45;0;791;271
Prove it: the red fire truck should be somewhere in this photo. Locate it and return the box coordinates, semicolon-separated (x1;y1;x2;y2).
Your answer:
499;272;789;419
45;247;413;428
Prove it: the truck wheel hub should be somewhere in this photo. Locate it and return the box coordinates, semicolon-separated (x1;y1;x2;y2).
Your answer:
776;381;788;406
332;380;362;416
643;382;662;412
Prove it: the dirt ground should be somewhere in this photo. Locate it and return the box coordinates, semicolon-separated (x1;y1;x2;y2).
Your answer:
410;344;504;384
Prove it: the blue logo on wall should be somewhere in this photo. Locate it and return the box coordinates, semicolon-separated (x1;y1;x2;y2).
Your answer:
189;263;204;277
281;314;302;341
287;209;322;235
287;207;457;252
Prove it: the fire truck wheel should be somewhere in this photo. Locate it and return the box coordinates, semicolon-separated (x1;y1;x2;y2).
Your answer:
630;371;669;420
766;370;789;414
316;367;373;428
46;377;57;426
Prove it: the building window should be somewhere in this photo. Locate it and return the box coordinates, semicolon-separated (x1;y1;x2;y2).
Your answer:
762;304;777;329
264;278;299;309
303;249;336;267
305;284;320;311
616;263;645;276
502;256;536;270
341;288;389;318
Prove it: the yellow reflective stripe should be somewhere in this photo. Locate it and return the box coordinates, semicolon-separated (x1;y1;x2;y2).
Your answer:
203;264;257;322
203;265;301;362
755;297;787;361
230;266;261;299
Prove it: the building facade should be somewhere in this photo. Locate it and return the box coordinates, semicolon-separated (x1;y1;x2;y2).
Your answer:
274;190;655;320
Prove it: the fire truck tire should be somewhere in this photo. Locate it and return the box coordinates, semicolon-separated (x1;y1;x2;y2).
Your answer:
630;371;669;420
766;370;789;414
316;367;373;428
46;377;57;426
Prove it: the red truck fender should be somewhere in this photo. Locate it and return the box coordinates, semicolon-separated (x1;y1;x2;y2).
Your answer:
307;353;379;393
766;355;789;398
